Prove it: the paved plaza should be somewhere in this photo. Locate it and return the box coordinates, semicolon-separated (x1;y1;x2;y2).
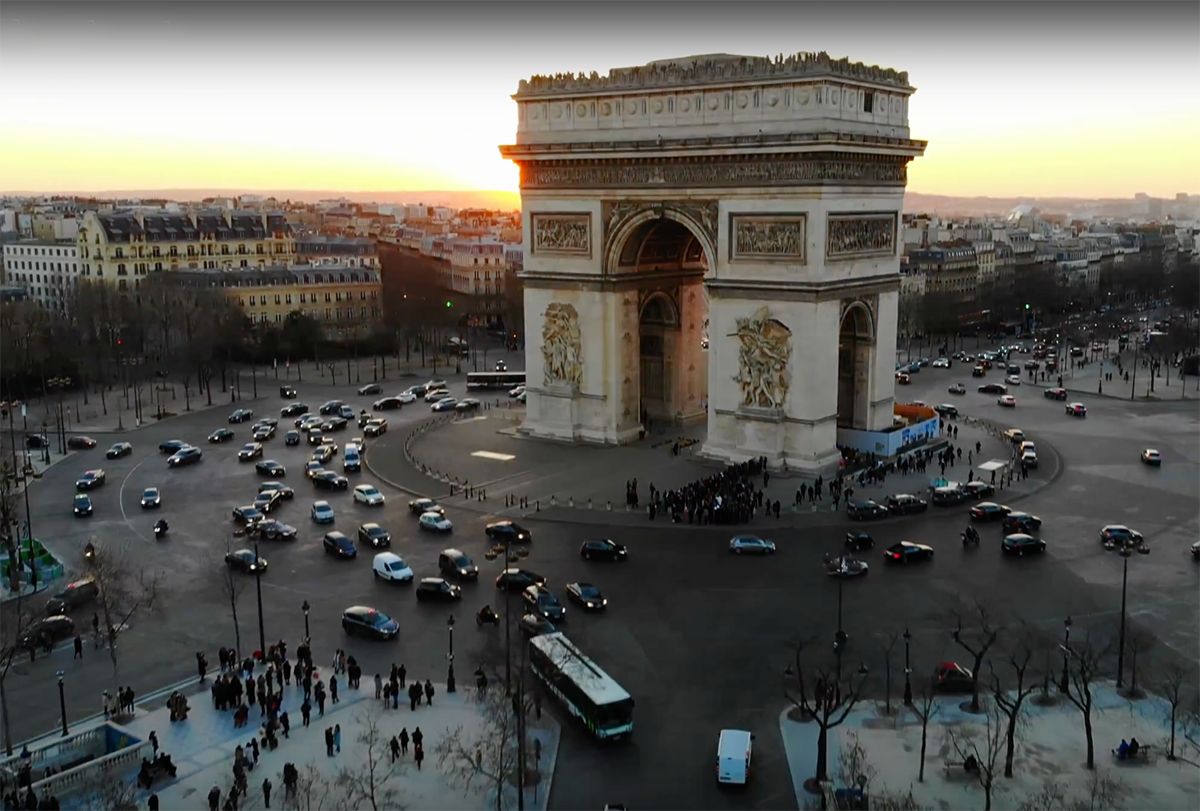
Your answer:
3;337;1198;810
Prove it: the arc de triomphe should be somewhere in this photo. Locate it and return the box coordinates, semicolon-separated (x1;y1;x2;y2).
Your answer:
499;52;926;473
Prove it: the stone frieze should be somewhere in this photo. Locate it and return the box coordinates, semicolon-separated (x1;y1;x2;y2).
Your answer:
826;212;897;260
730;215;807;262
531;213;591;256
521;156;907;190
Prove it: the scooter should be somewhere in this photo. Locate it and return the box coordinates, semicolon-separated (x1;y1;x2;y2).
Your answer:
153;520;169;540
961;529;980;548
476;606;500;627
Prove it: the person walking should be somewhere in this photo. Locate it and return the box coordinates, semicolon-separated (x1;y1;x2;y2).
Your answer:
382;682;392;708
324;728;334;757
424;679;435;706
73;636;83;660
315;682;326;716
389;736;401;763
330;675;339;704
414;743;424;771
399;728;409;755
408;682;420;711
260;779;271;810
412;727;423;751
374;673;383;700
300;699;311;728
279;710;290;739
397;663;407;689
207;786;221;811
333;724;341;754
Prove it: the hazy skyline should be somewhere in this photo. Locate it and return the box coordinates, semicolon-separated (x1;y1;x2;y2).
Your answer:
1;1;1196;200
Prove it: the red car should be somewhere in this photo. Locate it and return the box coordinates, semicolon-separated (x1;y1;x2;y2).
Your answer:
67;436;97;450
934;662;974;693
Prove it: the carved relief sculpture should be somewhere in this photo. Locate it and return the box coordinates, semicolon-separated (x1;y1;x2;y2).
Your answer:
826;212;898;260
730;215;807;262
729;306;792;410
532;214;591;256
541;302;584;387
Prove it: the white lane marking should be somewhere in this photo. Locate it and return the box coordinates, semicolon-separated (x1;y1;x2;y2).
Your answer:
472;451;515;461
118;455;154;546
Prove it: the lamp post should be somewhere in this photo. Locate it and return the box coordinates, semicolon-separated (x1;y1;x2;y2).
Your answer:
833;575;848;683
57;671;68;737
1059;615;1072;693
446;615;457;693
1114;545;1145;689
301;600;311;644
254;540;266;659
902;627;913;706
47;377;71;456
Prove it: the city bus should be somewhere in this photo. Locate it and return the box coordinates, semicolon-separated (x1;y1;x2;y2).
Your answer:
465;371;526;391
527;632;634;740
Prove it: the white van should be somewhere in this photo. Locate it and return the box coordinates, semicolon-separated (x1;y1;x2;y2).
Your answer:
716;729;753;785
343;445;361;472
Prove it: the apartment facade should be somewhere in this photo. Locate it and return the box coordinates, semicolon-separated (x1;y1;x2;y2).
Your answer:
1;239;82;312
907;242;978;300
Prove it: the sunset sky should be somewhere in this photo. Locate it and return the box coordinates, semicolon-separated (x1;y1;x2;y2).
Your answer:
0;1;1196;199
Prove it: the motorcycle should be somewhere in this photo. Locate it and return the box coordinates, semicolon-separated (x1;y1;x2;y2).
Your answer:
961;528;980;548
476;606;500;627
153;520;169;539
84;541;96;564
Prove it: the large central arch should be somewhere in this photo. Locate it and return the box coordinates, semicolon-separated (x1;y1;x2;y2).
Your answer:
500;52;926;472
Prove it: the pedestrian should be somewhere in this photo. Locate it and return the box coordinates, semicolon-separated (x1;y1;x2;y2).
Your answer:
300;699;311;727
282;660;292;686
73;636;83;660
148;793;159;811
330;675;339;703
334;724;341;753
197;652;208;682
279;710;290;738
424;679;435;706
249;738;259;766
261;778;271;810
383;682;392;708
390;736;401;763
149;730;159;756
408;682;420;711
414;743;424;770
208;786;221;811
324;727;334;757
315;683;326;716
374;673;383;700
412;726;423;750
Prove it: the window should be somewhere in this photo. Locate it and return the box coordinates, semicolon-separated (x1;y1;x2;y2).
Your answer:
285;294;292;305
324;292;332;303
335;309;342;320
275;294;281;304
863;91;874;114
335;292;342;302
360;307;367;319
117;264;127;276
325;308;332;320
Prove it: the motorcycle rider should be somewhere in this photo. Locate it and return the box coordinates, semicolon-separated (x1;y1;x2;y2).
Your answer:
963;525;979;545
477;605;497;624
154;519;169;535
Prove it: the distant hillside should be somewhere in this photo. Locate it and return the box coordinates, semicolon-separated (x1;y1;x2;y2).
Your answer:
2;189;522;211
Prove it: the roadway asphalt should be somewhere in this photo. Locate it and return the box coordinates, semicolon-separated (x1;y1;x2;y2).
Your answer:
5;340;1198;811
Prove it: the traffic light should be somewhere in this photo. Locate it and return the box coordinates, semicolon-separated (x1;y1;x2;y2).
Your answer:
445;300;453;308
1024;304;1031;310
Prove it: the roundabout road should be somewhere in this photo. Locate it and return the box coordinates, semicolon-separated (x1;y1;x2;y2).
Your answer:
5;348;1196;810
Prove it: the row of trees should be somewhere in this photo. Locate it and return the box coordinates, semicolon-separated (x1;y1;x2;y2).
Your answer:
787;599;1199;811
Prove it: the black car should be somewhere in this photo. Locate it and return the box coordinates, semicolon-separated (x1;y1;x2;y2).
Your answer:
208;428;235;443
523;584;565;622
931;487;968;506
933;404;959;419
258;482;295;500
934;663;974;693
229;409;255;424
232;505;265;525
238;443;264;461
319;401;345;416
255;460;287;478
159;440;187;455
495;568;546;593
415;577;462;602
845;532;875;552
978;383;1008;395
225;549;268;573
357;523;392;548
323;532;357;559
167;447;202;467
312;471;350;491
970;502;1011;521
67;436;97;450
140;487;162;509
565;582;607;611
25;434;49;450
18;616;75;651
321;417;348;432
438;548;479;580
279;386;298;398
580;539;627;561
73;494;93;517
1002;512;1042;533
285;430;301;446
962;481;995;500
886;494;928;515
485;521;532;543
45;577;99;616
75;469;106;491
847;500;890;521
341;606;399;640
281;402;309;417
885;542;935;563
105;442;133;459
358;383;383;396
255;519;298;541
409;498;444;516
1002;534;1046;556
373;397;405;411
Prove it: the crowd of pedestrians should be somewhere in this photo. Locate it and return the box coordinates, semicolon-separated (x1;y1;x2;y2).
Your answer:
636;457;777;525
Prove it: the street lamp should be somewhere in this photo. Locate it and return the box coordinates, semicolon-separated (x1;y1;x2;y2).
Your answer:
301;600;311;643
254;540;266;660
1114;545;1148;689
47;377;71;456
902;627;913;706
446;615;457;693
57;671;68;737
833;575;848;683
1059;615;1072;693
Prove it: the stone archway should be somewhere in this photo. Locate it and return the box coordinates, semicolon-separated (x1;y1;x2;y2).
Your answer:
838;302;875;430
501;52;925;471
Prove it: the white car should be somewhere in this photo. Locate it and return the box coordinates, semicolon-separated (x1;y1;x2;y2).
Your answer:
1005;375;1022;386
509;385;526;398
424;389;451;403
354;485;386;506
998;395;1017;408
419;511;453;532
1021;451;1038;468
931;358;950;368
372;552;414;583
396;392;417;405
1141;449;1162;466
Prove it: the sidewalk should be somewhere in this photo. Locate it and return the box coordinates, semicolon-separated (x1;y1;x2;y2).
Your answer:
780;680;1200;810
47;675;558;811
1;449;76;603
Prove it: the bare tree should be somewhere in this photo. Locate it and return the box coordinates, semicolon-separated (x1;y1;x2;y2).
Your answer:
1061;632;1113;770
80;771;141;811
950;600;1003;713
435;685;535;811
945;698;1006;811
837;732;878;793
990;623;1041;778
1159;665;1192;760
1122;628;1154;698
282;762;338;811
216;540;247;662
910;682;941;782
877;628;901;716
89;539;163;687
784;644;870;789
335;711;405;810
0;461;22;592
1017;769;1127;810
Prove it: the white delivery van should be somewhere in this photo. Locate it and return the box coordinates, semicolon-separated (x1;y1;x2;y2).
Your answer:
343;445;361;472
716;729;753;785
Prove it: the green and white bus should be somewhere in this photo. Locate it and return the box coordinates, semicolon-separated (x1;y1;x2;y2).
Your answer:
527;632;634;740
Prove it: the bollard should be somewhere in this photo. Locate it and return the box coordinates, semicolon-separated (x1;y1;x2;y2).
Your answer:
481;489;486;500
536;500;540;511
551;495;557;506
568;497;574;508
588;498;593;509
607;501;612;511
